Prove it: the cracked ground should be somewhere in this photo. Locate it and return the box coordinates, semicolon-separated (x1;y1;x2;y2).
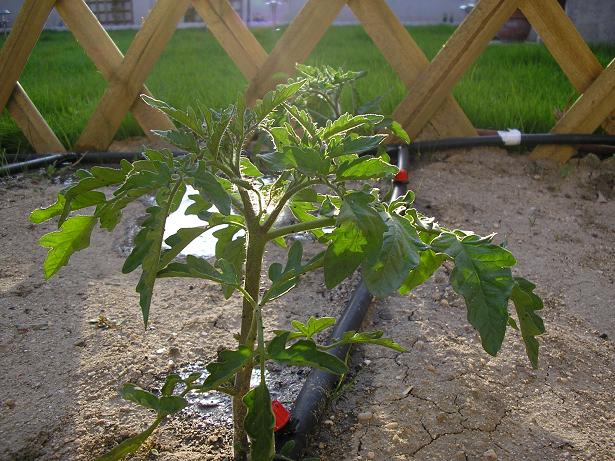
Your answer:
1;149;614;460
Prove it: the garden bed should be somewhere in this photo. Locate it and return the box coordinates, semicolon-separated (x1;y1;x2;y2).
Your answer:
0;149;613;460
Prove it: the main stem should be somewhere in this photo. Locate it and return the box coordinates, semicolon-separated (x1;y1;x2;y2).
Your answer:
232;230;266;461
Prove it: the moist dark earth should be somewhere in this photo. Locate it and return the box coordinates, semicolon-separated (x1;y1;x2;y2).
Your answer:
1;149;613;461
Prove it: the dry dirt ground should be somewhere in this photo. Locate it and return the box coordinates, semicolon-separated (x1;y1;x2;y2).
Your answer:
0;149;613;461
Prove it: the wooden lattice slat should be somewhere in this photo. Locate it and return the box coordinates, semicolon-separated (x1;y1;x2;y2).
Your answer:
348;0;477;138
246;0;347;104
1;0;614;162
76;0;191;151
56;0;175;139
392;0;520;139
7;83;66;152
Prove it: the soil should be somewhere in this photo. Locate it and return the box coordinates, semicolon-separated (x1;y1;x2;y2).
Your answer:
0;149;613;461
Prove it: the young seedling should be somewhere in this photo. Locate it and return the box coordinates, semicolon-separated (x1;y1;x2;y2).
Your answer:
32;79;544;461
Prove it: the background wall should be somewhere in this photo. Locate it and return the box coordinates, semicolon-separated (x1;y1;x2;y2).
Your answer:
565;0;615;44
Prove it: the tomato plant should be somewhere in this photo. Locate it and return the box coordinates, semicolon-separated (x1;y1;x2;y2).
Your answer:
32;78;544;461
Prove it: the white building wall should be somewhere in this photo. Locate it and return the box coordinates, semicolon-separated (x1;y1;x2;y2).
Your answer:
566;0;615;43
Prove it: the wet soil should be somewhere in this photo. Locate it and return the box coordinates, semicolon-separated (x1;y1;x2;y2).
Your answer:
0;149;613;461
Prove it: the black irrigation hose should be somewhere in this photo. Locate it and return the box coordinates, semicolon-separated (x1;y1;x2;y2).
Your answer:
2;132;615;177
275;145;411;459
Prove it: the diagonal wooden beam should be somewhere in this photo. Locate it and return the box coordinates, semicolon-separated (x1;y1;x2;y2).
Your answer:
56;0;175;138
519;0;615;134
245;0;347;105
192;0;267;80
7;83;66;153
530;58;615;163
0;0;56;113
392;0;519;139
76;0;191;152
348;0;476;138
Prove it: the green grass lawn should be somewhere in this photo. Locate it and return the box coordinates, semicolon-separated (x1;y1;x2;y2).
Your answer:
1;25;613;153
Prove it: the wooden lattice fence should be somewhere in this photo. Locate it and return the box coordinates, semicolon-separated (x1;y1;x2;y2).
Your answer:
1;0;614;162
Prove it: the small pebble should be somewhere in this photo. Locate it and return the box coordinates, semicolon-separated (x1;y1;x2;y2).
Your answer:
454;451;467;461
5;399;15;409
367;452;376;460
208;434;219;444
482;449;497;461
384;422;398;430
324;419;334;426
318;442;325;449
357;412;373;423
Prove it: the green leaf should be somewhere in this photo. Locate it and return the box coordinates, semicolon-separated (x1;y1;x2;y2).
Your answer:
157;396;189;415
290;316;336;339
324;221;366;288
142;95;204;135
337;191;386;261
243;383;275;461
318;113;384;139
339;134;388;156
510;277;545;368
191;162;232;215
431;232;517;356
161;374;183;396
30;191;106;224
287;146;331;175
268;334;348;375
39;216;97;279
338;330;406;352
254;80;306;123
213;225;246;298
257;150;296;172
399;249;447;294
362;214;425;297
390;120;411;143
122;203;172;328
121;383;160;412
337;156;398;181
240;157;263;177
158;255;238;286
96;418;161;461
159;227;207;269
200;346;252;392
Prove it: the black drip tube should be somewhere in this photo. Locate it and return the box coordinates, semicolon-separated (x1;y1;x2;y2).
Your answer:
275;145;411;459
2;132;615;177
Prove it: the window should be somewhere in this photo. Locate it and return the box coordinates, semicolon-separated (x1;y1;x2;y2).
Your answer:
86;0;134;25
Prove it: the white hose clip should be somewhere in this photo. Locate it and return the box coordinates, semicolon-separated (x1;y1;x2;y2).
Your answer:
497;129;522;146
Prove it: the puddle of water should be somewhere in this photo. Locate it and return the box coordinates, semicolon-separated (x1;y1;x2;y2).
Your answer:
162;362;306;427
163;186;245;258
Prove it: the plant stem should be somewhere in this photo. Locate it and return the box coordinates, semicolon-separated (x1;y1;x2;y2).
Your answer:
267;216;336;241
232;231;266;461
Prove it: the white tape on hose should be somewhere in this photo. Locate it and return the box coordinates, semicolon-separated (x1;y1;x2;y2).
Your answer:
497;129;522;146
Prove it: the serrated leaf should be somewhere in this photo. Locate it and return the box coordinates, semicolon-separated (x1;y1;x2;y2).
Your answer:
318;113;384;139
157;396;188;415
254;80;306;123
240;157;263;177
363;214;425;297
338;330;406;352
213;225;246;298
267;334;347;375
152;129;199;152
510;277;545;368
390;120;411;143
243;383;275;461
399;249;447;294
158;255;238;286
200;346;252;392
121;383;160;411
122;203;172;328
95;419;160;461
191;162;231;215
159;227;207;269
287;146;331;175
291;317;336;339
337;191;385;261
30;191;106;224
142;95;204;135
431;232;517;356
161;374;182;396
337;156;398;181
39;216;97;279
338;134;388;156
324;221;366;288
